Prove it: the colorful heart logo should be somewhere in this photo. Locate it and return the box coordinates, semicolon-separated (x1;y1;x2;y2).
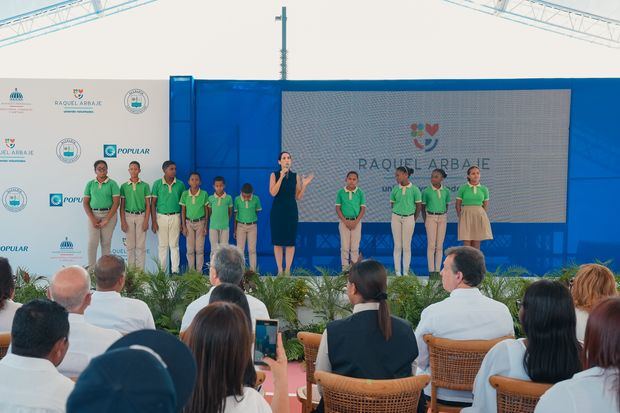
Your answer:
425;123;439;136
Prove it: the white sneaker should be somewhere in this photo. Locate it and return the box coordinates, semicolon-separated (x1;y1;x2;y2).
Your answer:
396;272;403;276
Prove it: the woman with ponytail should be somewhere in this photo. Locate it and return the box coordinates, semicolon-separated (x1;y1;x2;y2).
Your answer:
314;259;419;412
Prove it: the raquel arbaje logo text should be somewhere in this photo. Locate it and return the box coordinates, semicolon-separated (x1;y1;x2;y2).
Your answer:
0;138;35;164
2;187;27;212
54;88;103;114
411;122;440;152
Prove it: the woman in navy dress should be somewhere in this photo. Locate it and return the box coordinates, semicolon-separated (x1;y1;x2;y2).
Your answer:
269;151;314;275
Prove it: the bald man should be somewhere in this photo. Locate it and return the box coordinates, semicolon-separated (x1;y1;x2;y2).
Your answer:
48;265;121;378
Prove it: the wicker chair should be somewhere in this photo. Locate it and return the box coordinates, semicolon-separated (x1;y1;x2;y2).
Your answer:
296;332;323;413
315;371;431;413
0;333;10;360
423;334;513;413
490;375;552;413
255;370;266;389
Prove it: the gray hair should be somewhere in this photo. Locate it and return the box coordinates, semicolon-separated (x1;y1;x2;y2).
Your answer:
212;245;245;284
50;266;90;311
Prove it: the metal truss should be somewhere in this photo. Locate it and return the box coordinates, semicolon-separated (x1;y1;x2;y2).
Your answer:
0;0;158;48
444;0;620;48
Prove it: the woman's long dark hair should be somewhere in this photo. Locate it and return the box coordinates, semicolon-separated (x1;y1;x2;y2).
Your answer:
521;280;582;383
0;258;14;311
183;302;252;413
208;284;257;388
348;260;392;340
583;297;620;412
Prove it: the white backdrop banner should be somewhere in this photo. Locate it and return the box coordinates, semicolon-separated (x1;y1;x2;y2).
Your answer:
0;79;169;276
282;90;570;224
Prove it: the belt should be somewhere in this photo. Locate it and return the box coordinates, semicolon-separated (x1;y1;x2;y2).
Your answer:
238;221;257;225
344;217;357;221
426;211;446;215
188;217;205;223
159;212;180;215
92;208;110;211
125;210;145;215
393;212;414;217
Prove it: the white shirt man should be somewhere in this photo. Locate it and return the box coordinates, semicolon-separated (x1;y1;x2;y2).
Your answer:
415;247;514;404
180;244;269;333
49;266;123;378
84;255;155;335
0;300;74;413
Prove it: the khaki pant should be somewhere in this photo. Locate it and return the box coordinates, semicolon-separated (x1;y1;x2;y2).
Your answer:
125;212;147;270
338;220;362;270
236;223;258;270
186;219;206;272
88;210;117;268
424;213;447;272
391;213;416;275
209;228;229;261
157;213;181;273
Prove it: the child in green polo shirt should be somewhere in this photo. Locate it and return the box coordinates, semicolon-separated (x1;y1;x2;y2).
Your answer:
335;171;366;271
207;176;233;261
390;166;422;276
120;161;151;270
234;183;262;271
180;172;209;272
421;168;450;276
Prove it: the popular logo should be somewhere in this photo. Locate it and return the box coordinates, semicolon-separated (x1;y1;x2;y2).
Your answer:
73;88;84;99
2;187;27;212
9;88;23;101
49;193;83;207
56;138;81;163
103;144;150;158
124;89;149;114
4;138;15;149
103;144;117;158
411;123;440;152
50;193;63;207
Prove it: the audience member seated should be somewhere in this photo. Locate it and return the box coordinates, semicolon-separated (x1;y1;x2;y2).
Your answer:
414;246;514;411
535;296;620;413
0;299;74;413
0;257;21;332
315;259;419;413
68;329;197;413
84;255;155;334
48;265;122;377
463;280;582;412
570;263;617;342
183;301;289;413
180;245;269;333
209;283;257;388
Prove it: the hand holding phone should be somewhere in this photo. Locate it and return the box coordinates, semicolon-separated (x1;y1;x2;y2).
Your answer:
254;319;279;366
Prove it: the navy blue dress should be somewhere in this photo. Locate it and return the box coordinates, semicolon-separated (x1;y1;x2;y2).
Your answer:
270;171;298;246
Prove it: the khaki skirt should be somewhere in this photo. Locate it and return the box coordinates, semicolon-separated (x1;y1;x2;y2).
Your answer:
458;205;493;241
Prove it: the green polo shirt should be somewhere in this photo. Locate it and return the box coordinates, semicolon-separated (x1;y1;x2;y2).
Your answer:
151;178;186;214
421;186;451;214
208;193;233;230
120;180;150;212
457;184;489;206
390;183;421;215
180;189;209;220
335;187;366;219
83;178;120;209
234;195;262;224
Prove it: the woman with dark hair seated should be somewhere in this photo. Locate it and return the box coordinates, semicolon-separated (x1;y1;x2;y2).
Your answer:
535;296;620;413
314;259;419;412
0;257;21;332
463;280;582;413
208;283;256;388
183;302;289;413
